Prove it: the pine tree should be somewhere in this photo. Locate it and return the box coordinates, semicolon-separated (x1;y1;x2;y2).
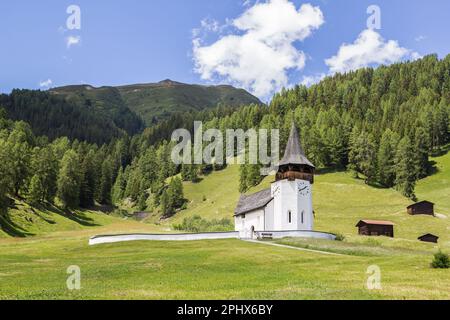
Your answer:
413;126;430;179
112;167;125;204
395;137;417;199
239;164;248;193
160;189;172;217
137;192;148;211
57;150;81;209
28;174;43;205
377;129;398;187
98;158;113;205
79;150;97;208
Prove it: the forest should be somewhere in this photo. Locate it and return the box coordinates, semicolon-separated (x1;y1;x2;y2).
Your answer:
0;54;449;220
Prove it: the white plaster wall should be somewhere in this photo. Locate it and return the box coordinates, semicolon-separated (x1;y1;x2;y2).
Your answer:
255;230;336;240
89;232;240;245
264;200;274;230
272;179;313;231
234;209;265;239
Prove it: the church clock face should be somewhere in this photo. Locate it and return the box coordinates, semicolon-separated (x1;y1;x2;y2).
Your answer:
297;181;310;196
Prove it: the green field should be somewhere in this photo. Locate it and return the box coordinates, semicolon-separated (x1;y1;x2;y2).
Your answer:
0;152;449;300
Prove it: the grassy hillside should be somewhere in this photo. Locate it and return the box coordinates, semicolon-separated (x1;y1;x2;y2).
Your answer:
52;80;261;127
0;200;118;238
51;85;144;135
0;151;448;300
0;228;449;299
0;89;142;144
166;151;450;249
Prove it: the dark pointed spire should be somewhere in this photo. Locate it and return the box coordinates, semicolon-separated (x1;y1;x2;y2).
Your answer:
279;122;315;168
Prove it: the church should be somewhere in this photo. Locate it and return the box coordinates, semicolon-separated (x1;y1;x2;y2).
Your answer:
235;123;316;239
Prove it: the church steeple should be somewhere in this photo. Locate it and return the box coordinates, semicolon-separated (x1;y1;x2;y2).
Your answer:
276;123;315;183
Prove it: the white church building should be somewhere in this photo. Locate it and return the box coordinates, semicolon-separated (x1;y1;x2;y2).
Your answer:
234;123;334;240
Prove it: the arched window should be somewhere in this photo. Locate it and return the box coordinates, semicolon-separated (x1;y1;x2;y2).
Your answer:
301;211;304;224
288;211;292;224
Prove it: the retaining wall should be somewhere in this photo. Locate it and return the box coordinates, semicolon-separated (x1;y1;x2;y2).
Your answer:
89;231;240;245
255;230;336;240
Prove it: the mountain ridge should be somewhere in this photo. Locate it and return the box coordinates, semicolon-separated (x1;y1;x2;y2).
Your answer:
51;79;262;126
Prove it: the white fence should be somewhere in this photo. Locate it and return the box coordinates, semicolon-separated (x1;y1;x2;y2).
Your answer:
89;231;240;246
255;230;336;240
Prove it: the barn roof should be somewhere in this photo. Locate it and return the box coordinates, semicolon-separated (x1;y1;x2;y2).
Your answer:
279;123;315;168
407;200;435;209
418;233;439;240
235;188;273;216
356;220;395;227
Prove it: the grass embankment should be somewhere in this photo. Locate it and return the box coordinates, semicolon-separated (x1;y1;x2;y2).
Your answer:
0;151;448;300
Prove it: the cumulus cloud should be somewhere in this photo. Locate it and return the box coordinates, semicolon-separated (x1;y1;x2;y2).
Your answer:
193;0;324;98
301;73;326;87
66;35;81;48
39;79;53;88
325;29;419;74
415;35;427;42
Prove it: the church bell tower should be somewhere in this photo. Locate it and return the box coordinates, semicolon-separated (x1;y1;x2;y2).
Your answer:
271;123;315;231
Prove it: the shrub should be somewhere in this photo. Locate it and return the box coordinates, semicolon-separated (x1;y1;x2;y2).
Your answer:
173;215;234;233
431;251;450;269
334;233;345;241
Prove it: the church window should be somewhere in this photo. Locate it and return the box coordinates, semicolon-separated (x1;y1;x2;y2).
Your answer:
301;211;304;224
288;211;292;224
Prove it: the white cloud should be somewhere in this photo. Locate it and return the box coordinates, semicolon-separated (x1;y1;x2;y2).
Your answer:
301;73;326;87
325;29;419;74
193;0;324;98
66;35;81;48
415;35;427;42
39;79;53;88
201;18;221;33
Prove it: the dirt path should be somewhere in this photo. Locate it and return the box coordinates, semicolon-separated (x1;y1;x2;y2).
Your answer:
244;239;346;256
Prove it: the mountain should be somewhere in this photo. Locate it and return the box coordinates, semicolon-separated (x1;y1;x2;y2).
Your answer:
51;80;262;126
0;89;144;144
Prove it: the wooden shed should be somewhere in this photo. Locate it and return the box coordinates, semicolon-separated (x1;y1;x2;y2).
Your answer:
356;220;395;238
418;234;439;243
407;201;435;216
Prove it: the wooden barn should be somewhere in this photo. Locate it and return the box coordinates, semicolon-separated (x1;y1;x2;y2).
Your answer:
418;234;439;243
356;220;394;238
407;201;435;216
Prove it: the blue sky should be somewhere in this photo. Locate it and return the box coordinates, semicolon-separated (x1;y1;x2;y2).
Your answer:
1;0;449;100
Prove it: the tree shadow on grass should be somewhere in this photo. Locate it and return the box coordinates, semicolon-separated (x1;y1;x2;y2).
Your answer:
0;209;35;237
424;144;449;177
315;167;348;175
28;206;56;225
46;204;100;227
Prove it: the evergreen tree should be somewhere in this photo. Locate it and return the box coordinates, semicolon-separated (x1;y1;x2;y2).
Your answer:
0;139;13;208
137;192;148;211
112;167;126;204
377;129;398;187
413;126;430;179
395;137;417;199
57;150;81;209
160;189;172;217
98;158;113;205
239;164;248;193
27;175;43;205
79;150;97;208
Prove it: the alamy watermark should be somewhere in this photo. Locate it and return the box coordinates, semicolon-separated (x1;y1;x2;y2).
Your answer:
171;122;280;174
66;265;81;290
366;265;382;290
367;5;381;30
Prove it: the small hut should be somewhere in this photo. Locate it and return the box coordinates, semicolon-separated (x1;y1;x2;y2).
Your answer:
356;220;394;238
418;234;439;243
407;201;435;216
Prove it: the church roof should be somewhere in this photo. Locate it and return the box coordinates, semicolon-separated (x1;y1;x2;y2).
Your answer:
234;188;273;216
279;123;315;168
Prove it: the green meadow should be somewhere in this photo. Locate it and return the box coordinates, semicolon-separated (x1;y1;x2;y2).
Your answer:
0;152;449;300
